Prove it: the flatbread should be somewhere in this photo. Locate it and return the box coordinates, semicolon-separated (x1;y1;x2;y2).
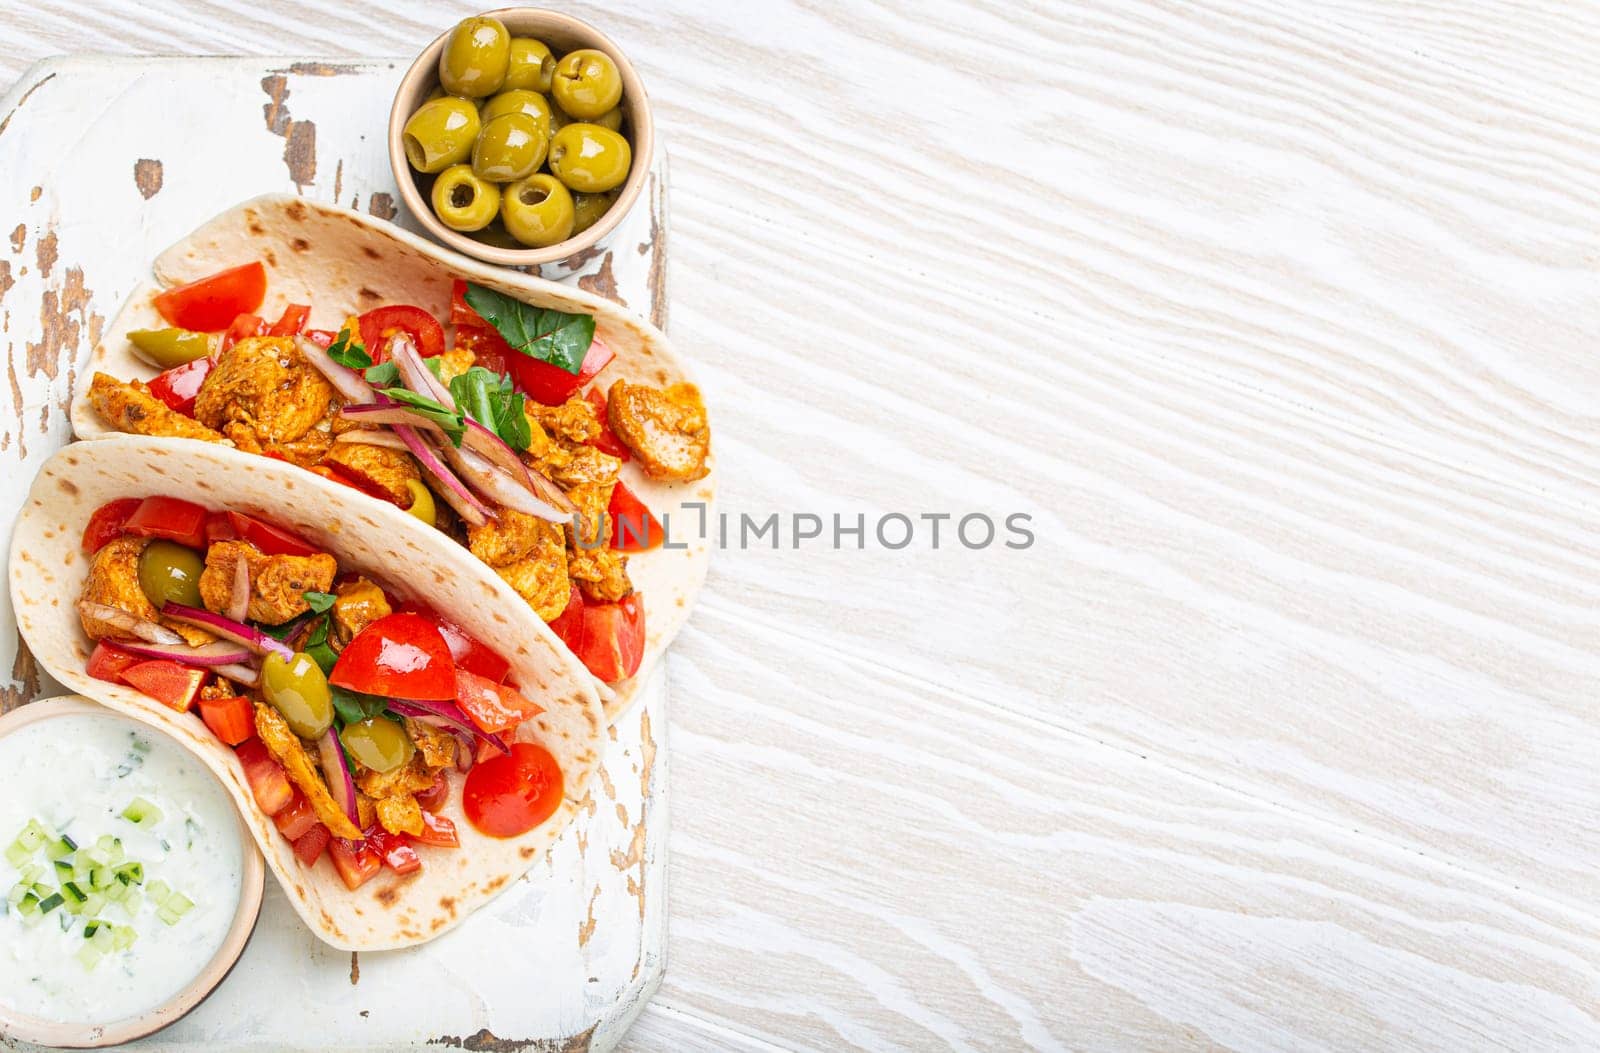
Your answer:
10;435;605;951
70;194;715;723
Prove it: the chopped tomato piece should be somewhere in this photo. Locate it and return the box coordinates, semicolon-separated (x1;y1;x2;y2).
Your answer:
330;612;457;701
572;594;645;682
475;738;502;766
547;585;584;651
584;388;630;461
86;640;142;684
608;480;662;552
82;498;142;553
267;303;311;337
455;668;544;734
358;305;445;362
218;312;264;353
120;660;207;712
506;335;614;407
413;810;460;848
236;739;294;817
123;496;209;549
304;329;338;349
449;279;484;328
415;771;449;814
147;355;214;415
397;600;510;683
203;510;320;557
272;791;318;842
368;831;423;875
464;742;564;838
292;823;331;867
328;837;383;890
152;262;266;332
198;693;255;746
450;325;508;376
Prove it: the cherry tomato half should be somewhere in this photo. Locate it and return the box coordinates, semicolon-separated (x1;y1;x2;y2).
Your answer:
397;600;511;683
455;668;544;735
147;356;214;415
358;305;445;362
152;262;267;332
547;585;583;651
218;312;264;353
463;741;564;838
330;612;457;701
82;497;142;553
267;303;311;337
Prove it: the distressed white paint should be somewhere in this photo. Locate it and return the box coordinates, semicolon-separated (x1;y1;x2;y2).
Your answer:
3;2;1600;1050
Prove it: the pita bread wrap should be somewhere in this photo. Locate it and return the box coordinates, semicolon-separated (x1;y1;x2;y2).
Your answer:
10;435;605;950
71;195;714;724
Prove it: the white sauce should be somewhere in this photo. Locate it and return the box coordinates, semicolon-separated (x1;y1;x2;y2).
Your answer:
0;713;243;1025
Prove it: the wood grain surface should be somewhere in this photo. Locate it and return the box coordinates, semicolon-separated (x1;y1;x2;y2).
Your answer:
2;1;1598;1050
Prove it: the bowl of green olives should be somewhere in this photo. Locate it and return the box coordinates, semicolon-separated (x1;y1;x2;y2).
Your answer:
389;8;653;272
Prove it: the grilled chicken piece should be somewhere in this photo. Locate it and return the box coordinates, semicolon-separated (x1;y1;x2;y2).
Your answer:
434;344;477;384
193;336;334;448
402;718;457;770
79;536;213;646
529;395;601;446
467;509;571;620
253;703;362;840
354;754;438;800
606;380;710;482
374;794;424;837
87;372;226;443
319;441;420;507
331;577;391;645
198;540;336;625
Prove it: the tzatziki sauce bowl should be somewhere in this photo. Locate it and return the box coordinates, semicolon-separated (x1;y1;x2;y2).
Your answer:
0;696;264;1049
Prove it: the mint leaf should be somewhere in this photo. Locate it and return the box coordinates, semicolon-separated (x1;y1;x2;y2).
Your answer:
330;685;388;727
462;283;594;375
378;388;467;446
327;328;371;370
363;361;399;387
449;366;530;451
302;590;336;614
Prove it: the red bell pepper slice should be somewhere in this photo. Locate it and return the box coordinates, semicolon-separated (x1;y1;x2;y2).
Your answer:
121;660;208;713
608;480;662;552
235;739;295;817
396;600;511;683
368;831;423;875
147;356;214;416
292;823;331;867
455;668;544;735
122;496;209;549
358;305;445;362
272;791;319;842
198;694;256;747
571;594;645;682
86;639;142;685
330;613;457;701
463;742;564;838
218;312;264;353
152;262;266;332
82;497;143;553
329;837;383;890
203;510;320;557
414;811;460;848
266;303;311;337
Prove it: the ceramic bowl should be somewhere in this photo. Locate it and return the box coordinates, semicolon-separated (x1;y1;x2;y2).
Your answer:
0;696;265;1049
389;8;654;276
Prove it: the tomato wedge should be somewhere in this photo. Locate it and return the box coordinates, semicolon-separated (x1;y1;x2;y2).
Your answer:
506;335;614;407
152;262;267;332
329;837;382;890
358;305;445;362
86;639;142;684
413;810;460;847
455;668;544;734
122;496;209;549
203;510;320;557
584;387;630;461
463;742;564;838
547;585;584;651
330;612;457;701
449;279;484;328
82;497;142;553
397;601;511;683
368;831;423;875
608;480;662;552
572;594;645;682
198;693;256;746
272;791;318;841
218;312;264;353
147;356;214;416
267;303;311;337
235;739;294;816
121;660;207;712
292;824;331;866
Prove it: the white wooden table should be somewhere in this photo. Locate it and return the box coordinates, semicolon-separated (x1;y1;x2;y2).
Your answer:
3;2;1599;1050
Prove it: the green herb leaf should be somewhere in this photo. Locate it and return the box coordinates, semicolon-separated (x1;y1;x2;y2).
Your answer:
330;686;389;728
363;361;400;387
303;616;339;676
449;366;530;451
302;590;336;614
378;388;467;446
327;328;372;370
462;283;594;375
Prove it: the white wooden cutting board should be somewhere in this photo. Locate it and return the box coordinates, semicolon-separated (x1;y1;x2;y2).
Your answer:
0;56;668;1052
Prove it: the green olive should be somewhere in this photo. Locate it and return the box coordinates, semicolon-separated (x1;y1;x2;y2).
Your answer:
504;38;555;92
472;112;546;183
572;190;618;234
468;221;526;250
127;328;213;370
261;651;333;740
438;16;510;98
500;174;576;248
550;49;622;119
136;540;204;610
430;164;501;232
402;97;481;174
546;101;571;140
548;123;632;194
340;717;415;774
404;478;437;527
481;89;552;137
588;107;623;133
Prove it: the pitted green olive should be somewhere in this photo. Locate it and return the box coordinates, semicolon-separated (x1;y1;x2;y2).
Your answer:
550;49;622;119
587;107;623;133
481;88;552;137
136;540;204;610
472;112;546;183
548;123;631;193
127;328;213;369
341;717;415;774
438;16;510;98
402;97;481;173
261;651;333;740
572;190;618;234
504;37;555;92
500;174;576;248
431;164;502;232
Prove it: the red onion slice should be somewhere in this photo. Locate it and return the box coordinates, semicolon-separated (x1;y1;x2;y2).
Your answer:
442;444;565;522
334;429;413;452
161;603;293;660
226;556;250;624
395;425;490;527
317;730;362;830
389;333;456;409
388;698;510;755
78;602;183;645
298;335;375;404
337;403;447;433
214;663;261;688
116;639;254;667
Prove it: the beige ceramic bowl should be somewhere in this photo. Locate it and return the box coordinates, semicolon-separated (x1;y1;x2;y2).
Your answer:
389;8;654;272
0;696;265;1049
